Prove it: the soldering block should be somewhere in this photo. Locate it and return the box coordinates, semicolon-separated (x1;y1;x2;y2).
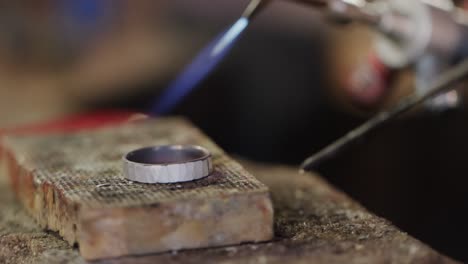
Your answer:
1;118;273;260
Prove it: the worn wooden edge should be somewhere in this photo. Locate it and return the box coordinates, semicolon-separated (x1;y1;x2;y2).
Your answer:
78;193;273;259
4;149;79;244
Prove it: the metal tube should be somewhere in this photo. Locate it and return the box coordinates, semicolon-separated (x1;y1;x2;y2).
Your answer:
242;0;272;20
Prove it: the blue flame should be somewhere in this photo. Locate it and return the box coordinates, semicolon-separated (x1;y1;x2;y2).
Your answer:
150;18;249;115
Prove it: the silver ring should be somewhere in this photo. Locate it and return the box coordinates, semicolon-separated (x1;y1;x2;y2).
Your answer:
123;145;213;183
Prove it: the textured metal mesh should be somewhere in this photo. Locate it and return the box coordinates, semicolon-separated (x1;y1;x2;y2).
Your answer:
3;118;268;208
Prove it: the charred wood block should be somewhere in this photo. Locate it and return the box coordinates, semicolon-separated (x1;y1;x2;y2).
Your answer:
1;118;273;260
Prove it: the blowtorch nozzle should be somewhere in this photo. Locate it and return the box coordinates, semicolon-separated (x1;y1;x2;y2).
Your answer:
242;0;272;20
151;0;271;115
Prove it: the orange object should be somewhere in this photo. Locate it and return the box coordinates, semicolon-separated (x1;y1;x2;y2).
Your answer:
0;110;140;135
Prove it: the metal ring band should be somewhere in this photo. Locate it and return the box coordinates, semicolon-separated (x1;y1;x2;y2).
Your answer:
123;145;213;183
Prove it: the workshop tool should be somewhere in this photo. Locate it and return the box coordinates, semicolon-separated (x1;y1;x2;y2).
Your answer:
2;118;273;260
301;0;468;171
151;0;270;115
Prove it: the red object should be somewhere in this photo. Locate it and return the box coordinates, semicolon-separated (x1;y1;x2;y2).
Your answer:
347;51;393;106
0;110;142;136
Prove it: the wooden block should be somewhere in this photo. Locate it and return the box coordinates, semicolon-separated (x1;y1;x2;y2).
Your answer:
1;118;273;260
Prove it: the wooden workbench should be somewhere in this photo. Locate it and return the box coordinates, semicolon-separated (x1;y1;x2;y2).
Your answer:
0;158;456;263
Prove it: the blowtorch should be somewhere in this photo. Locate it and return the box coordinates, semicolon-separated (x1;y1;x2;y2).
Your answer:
151;0;468;172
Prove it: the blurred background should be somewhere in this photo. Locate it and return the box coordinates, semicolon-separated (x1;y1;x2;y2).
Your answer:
0;0;467;261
